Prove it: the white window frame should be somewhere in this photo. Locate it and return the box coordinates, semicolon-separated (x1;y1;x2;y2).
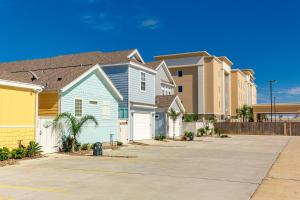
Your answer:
74;98;83;117
102;101;111;119
140;72;146;92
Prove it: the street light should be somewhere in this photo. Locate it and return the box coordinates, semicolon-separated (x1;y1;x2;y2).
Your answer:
269;80;276;122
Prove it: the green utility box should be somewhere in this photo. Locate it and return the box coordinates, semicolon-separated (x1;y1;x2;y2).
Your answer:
93;142;103;156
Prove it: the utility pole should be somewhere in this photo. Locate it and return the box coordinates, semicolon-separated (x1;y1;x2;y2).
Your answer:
269;80;276;122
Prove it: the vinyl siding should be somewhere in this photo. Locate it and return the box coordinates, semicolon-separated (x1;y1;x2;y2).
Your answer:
61;71;119;143
102;66;128;109
0;85;37;148
128;66;155;105
155;66;174;96
38;92;59;116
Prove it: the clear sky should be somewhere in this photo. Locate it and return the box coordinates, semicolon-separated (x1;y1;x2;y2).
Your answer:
0;0;299;103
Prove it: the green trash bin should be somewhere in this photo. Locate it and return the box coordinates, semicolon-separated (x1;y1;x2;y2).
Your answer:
93;142;102;156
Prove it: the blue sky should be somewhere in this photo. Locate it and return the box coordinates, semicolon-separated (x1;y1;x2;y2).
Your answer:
0;0;300;103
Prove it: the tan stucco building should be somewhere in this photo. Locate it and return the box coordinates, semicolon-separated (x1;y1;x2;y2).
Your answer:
231;69;257;116
155;51;232;120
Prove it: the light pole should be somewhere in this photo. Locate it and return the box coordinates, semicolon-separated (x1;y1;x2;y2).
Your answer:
269;80;276;122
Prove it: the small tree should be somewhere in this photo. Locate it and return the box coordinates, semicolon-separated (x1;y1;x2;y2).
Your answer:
168;109;181;140
236;105;253;122
52;112;98;152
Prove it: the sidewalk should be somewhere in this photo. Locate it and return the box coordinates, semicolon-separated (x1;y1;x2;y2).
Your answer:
252;137;300;200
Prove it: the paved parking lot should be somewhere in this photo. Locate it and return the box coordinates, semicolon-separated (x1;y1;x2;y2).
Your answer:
0;135;290;200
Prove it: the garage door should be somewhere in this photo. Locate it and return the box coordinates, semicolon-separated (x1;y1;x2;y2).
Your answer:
133;113;152;140
168;117;181;138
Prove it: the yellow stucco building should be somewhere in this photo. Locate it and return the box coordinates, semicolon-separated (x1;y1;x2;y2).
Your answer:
231;69;257;116
0;72;42;148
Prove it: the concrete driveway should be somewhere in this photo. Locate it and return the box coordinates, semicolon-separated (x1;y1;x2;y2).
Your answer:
0;135;289;200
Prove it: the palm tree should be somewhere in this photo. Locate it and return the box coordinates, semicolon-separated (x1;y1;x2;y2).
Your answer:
168;109;181;140
236;105;252;122
52;112;98;152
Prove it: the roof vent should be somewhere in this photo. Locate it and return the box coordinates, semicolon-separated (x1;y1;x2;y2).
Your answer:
57;77;62;81
28;71;39;81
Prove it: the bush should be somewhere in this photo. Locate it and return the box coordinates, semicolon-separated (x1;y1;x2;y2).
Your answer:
62;136;80;152
81;143;91;151
117;141;123;146
11;147;26;159
197;128;206;137
155;134;166;141
183;114;199;122
26;141;42;157
0;147;10;161
214;128;221;137
184;131;194;141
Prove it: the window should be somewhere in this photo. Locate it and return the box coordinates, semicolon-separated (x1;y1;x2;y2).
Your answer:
89;100;98;105
177;70;183;77
119;108;128;119
75;99;82;117
178;86;183;93
140;72;146;91
102;101;110;118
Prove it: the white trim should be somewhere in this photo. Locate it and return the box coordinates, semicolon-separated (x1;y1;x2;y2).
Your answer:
131;103;157;109
0;79;43;91
127;49;145;64
60;64;123;101
168;96;186;113
0;125;35;128
157;61;177;87
155;51;211;59
129;61;157;74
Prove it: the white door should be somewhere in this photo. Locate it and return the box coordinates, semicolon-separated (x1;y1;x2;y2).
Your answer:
119;120;129;144
37;117;59;153
133;113;152;140
168;116;181;138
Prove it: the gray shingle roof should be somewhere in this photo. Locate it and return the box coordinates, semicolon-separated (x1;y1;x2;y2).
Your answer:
155;95;177;109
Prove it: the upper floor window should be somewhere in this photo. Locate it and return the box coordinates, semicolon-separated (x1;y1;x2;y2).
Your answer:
140;72;146;91
75;99;82;117
102;101;110;118
177;70;183;77
178;86;183;93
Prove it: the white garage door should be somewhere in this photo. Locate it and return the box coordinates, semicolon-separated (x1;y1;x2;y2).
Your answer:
133;113;152;140
168;117;181;138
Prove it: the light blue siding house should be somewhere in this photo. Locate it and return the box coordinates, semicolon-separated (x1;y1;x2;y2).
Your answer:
101;49;157;141
60;65;123;144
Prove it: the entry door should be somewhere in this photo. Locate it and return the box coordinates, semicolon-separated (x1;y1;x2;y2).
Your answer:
133;113;152;140
37;117;59;153
168;116;181;138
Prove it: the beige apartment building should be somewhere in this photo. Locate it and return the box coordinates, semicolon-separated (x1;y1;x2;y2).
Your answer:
155;51;232;120
231;69;257;116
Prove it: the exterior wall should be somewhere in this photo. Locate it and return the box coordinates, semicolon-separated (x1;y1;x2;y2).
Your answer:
204;57;223;115
155;66;174;96
252;85;257;104
128;66;156;105
38;92;59;116
61;71;119;143
231;71;247;115
102;66;129;109
0;86;37;148
155;112;167;137
169;66;198;113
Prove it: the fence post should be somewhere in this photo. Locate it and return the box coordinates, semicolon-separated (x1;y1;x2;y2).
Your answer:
283;123;287;135
289;122;292;136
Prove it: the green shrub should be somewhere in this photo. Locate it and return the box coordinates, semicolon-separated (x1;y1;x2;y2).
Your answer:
26;141;42;157
214;128;221;137
0;147;10;161
62;136;80;152
81;143;91;151
184;131;194;141
197;128;206;137
183;114;199;122
11;147;26;159
155;134;166;141
117;141;123;146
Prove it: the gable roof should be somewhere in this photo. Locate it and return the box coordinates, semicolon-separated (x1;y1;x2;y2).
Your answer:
0;69;43;91
0;49;142;91
155;95;185;112
146;60;176;87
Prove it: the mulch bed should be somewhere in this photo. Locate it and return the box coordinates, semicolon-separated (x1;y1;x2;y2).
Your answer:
0;155;45;167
